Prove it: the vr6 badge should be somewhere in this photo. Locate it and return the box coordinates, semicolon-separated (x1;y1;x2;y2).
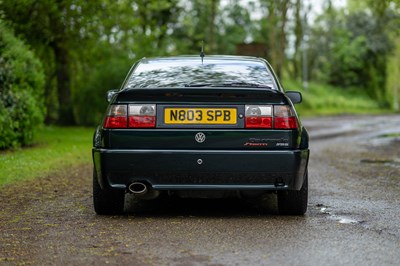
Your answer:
244;138;289;147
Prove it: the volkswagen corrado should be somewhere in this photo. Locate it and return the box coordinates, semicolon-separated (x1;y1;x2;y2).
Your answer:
92;55;309;215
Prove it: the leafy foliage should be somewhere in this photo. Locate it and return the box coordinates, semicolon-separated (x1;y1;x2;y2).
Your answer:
307;6;396;103
0;0;182;125
0;0;399;136
73;52;131;125
385;38;400;111
0;21;45;149
283;80;382;116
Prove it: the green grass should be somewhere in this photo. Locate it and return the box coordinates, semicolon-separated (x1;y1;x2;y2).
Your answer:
0;126;94;186
283;80;389;117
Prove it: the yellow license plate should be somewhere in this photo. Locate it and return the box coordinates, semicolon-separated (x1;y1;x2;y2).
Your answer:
164;108;237;124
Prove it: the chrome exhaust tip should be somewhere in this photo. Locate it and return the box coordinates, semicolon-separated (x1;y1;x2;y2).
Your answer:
128;182;147;195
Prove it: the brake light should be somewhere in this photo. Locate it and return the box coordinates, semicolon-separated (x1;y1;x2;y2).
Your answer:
128;104;156;128
273;105;298;129
244;105;298;129
274;117;298;129
104;105;128;128
103;104;157;128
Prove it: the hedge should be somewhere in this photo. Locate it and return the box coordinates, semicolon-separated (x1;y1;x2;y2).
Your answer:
0;21;45;149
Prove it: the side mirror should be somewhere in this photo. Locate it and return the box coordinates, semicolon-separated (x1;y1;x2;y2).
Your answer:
285;91;302;104
106;90;118;103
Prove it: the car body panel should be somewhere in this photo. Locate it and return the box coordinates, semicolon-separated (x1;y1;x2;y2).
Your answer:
93;148;309;191
102;129;299;150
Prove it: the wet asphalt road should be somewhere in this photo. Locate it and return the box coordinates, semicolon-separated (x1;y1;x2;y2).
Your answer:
1;115;400;265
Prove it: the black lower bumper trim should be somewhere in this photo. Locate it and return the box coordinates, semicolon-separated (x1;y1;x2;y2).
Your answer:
93;148;309;191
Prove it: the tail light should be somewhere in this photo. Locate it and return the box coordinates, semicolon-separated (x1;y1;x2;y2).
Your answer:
245;105;272;128
274;105;298;129
103;104;156;129
128;104;156;128
104;105;128;128
245;105;298;129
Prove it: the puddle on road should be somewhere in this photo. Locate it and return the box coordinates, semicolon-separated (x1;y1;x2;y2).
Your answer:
337;217;359;225
360;134;400;168
366;133;400;147
360;159;400;168
318;205;362;225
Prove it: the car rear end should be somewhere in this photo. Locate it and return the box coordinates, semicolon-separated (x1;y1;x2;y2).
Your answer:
92;56;310;215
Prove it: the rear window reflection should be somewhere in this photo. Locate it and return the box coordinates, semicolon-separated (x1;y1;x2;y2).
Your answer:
125;60;275;89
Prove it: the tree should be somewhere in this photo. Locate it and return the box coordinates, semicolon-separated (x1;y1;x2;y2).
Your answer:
306;3;395;103
131;0;181;56
216;0;254;54
291;0;303;80
1;0;106;124
172;0;220;54
257;0;290;78
0;0;182;125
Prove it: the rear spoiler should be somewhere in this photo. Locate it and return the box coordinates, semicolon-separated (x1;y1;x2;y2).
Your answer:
114;87;289;104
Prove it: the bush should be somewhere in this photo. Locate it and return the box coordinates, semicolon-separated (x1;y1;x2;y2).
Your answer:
0;21;45;149
282;79;383;116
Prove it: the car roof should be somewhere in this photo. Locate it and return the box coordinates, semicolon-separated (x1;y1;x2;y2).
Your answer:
139;55;269;64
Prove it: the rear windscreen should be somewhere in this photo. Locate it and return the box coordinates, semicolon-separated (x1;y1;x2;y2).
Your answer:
125;59;276;89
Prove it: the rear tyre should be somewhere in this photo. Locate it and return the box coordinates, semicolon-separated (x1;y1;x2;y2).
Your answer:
277;172;308;215
93;169;125;215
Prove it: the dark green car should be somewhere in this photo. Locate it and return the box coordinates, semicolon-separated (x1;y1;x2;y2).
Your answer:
92;55;309;215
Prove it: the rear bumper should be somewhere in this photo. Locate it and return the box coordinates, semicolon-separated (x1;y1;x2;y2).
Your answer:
93;148;309;191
